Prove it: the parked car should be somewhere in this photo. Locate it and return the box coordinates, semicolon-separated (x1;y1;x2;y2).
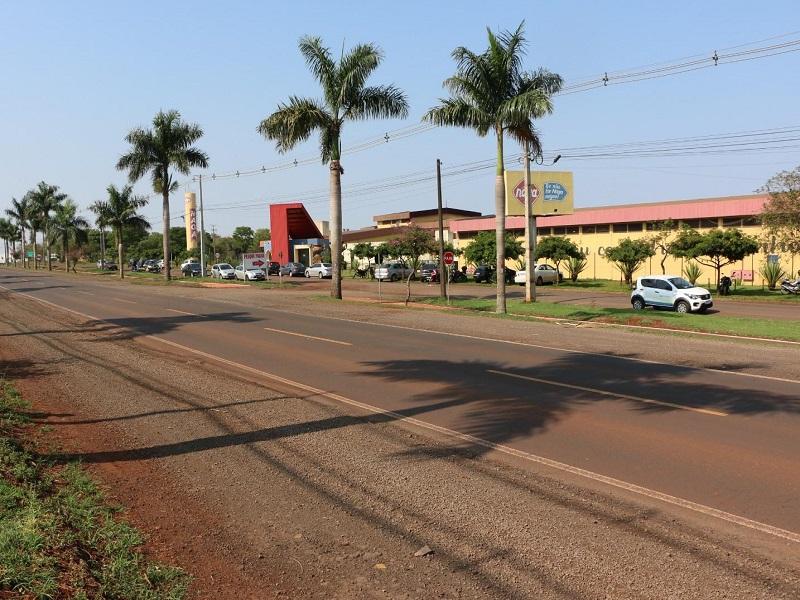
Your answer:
96;259;117;271
418;262;439;282
630;275;713;313
374;262;413;281
280;262;306;277
514;264;562;285
211;263;236;279
180;258;199;270
473;265;515;284
142;259;160;273
235;265;266;281
305;263;333;278
181;262;202;277
266;261;280;276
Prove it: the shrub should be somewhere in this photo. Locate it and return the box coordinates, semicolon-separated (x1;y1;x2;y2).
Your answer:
759;260;786;290
683;261;702;285
566;256;588;282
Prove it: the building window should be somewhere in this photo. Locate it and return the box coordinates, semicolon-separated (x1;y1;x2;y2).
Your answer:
595;224;610;233
742;216;760;227
700;218;719;229
612;222;643;233
552;227;566;235
722;217;743;228
582;225;596;234
565;226;579;235
538;228;551;236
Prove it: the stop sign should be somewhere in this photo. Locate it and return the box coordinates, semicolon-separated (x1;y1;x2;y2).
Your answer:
443;251;454;265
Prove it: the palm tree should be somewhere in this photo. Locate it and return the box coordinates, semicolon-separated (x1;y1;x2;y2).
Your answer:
258;36;408;299
50;200;89;272
28;182;67;271
424;23;562;313
5;197;30;268
0;218;15;266
117;110;208;280
91;185;150;279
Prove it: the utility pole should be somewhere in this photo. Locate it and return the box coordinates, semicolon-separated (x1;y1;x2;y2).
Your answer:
198;174;206;277
436;159;446;298
523;143;535;302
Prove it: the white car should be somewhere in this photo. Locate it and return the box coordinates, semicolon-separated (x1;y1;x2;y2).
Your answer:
630;275;713;313
211;263;236;280
180;258;199;269
514;264;561;285
305;263;333;278
234;265;266;281
374;262;413;281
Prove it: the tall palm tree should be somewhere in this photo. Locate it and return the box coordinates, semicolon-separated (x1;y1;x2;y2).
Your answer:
0;218;14;266
424;23;562;313
258;36;408;299
28;182;67;271
50;200;89;272
5;197;30;268
116;110;208;281
91;185;150;279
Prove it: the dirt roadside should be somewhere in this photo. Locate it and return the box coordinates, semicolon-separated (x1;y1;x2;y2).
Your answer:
1;291;799;599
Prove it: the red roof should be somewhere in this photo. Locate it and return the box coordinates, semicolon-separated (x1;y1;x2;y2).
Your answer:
450;194;768;233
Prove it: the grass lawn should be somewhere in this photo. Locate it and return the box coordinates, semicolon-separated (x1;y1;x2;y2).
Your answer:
0;381;189;599
557;278;799;302
419;296;800;343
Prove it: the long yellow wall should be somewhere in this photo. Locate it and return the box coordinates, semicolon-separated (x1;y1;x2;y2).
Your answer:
454;222;800;287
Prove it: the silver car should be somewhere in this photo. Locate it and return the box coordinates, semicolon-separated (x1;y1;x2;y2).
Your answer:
514;264;561;285
305;263;332;278
211;263;236;279
235;265;266;281
374;262;413;281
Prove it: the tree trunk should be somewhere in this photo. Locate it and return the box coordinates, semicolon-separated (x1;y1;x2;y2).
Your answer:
494;128;506;314
329;160;342;299
32;227;37;269
63;236;68;272
117;226;124;280
46;222;52;271
162;186;171;281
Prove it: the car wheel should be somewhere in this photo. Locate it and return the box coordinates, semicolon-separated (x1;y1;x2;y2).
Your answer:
305;271;310;278
390;273;399;282
675;300;691;314
318;271;324;279
536;276;544;285
631;297;645;311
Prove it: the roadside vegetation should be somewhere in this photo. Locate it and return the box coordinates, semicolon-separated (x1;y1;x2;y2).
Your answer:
418;296;800;342
0;380;189;599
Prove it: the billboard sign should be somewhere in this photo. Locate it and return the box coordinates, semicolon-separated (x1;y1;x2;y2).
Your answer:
504;171;574;216
242;252;267;271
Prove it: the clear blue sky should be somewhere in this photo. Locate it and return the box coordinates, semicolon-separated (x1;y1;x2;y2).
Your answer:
1;0;798;235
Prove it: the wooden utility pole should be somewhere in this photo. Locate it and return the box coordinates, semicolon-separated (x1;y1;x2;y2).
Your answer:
436;159;446;298
198;174;206;277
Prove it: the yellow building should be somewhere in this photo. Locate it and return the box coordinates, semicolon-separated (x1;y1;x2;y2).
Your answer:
449;194;798;287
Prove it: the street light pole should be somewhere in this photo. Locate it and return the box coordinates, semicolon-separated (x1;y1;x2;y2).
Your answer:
436;159;446;298
198;174;206;277
523;149;561;303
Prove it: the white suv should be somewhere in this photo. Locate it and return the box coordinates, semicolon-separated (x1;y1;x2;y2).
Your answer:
630;275;713;313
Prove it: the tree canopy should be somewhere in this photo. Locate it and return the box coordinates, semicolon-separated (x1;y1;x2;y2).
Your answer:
535;236;583;277
672;228;759;285
604;238;655;285
759;165;800;253
463;231;524;267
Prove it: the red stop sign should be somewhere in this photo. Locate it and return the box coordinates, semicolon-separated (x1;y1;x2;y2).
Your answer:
443;251;454;265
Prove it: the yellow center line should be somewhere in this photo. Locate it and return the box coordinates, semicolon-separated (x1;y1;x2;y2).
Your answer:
263;326;352;346
165;308;201;317
487;369;728;417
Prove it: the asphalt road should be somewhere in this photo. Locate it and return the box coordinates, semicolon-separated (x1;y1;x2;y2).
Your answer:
2;269;800;546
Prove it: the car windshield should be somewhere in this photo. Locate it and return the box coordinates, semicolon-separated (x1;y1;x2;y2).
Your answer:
219;264;232;269
668;277;693;289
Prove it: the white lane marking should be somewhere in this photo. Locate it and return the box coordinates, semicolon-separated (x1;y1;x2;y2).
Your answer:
487;369;728;417
75;290;92;295
113;297;137;304
2;285;798;544
309;314;800;386
165;308;201;317
146;336;800;545
263;326;352;346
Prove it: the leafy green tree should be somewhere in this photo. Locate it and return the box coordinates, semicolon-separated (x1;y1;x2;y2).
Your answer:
90;185;150;278
604;238;655;285
425;22;562;313
351;242;377;266
0;218;15;266
259;37;408;300
463;231;524;268
759;165;800;253
231;226;256;256
253;228;271;250
373;242;398;264
387;226;437;305
50;200;89;272
535;236;583;283
672;228;759;287
117;110;208;280
646;219;678;274
28;182;67;270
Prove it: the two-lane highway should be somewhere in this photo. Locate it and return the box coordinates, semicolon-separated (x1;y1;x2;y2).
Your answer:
2;269;800;545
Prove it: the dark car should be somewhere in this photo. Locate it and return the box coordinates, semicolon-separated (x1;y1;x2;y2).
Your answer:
181;262;202;277
418;262;438;282
266;261;280;276
280;262;306;277
473;265;515;284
